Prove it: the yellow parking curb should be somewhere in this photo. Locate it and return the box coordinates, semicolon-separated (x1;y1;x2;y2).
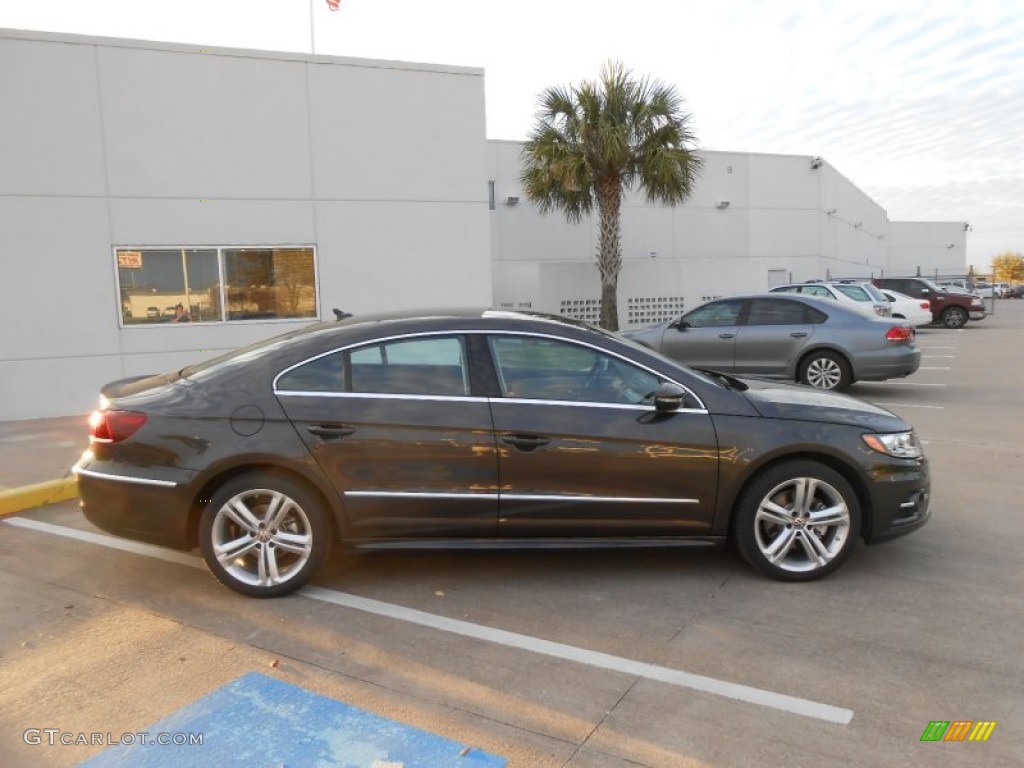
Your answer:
0;477;78;518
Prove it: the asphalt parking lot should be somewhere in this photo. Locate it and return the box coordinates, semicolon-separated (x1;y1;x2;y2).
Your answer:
2;303;1022;767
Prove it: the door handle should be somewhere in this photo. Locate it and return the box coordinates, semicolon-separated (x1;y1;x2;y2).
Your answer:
718;333;735;339
790;331;808;338
501;434;551;452
308;424;356;439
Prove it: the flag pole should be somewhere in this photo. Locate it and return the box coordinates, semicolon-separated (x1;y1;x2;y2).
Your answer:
309;0;316;54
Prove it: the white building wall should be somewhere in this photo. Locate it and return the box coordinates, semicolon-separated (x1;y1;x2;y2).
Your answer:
886;221;969;278
0;29;491;419
490;146;894;325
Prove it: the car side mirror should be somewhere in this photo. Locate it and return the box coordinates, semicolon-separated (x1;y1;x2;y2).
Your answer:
670;319;689;331
654;382;688;412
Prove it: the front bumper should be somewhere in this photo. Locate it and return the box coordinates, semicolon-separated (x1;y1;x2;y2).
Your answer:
864;458;931;544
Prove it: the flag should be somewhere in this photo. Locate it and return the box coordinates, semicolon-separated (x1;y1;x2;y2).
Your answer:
326;0;341;10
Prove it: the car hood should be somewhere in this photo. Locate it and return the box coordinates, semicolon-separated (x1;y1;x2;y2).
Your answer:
739;379;908;431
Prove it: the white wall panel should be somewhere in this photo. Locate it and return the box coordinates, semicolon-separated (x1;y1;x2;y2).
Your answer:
309;63;486;202
0;38;106;196
98;47;313;200
0;197;118;359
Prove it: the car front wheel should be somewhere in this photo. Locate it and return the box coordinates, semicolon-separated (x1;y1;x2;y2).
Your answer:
734;461;861;581
799;351;851;390
199;473;331;597
941;306;968;328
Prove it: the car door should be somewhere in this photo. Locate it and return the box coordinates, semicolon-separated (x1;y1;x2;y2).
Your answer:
733;298;823;377
658;298;743;371
274;334;499;538
485;333;719;538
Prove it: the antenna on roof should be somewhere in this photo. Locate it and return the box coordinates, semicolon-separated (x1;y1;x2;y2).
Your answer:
332;308;353;320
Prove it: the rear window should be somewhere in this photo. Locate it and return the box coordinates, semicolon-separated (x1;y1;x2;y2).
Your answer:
833;285;870;301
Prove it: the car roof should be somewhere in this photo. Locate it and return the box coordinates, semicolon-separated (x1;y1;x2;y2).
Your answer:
690;292;888;321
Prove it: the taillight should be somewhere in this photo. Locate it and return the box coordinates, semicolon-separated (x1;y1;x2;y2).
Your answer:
919;302;930;310
89;410;148;443
885;325;915;343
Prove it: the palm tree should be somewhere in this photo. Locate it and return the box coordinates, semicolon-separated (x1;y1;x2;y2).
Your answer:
521;61;702;331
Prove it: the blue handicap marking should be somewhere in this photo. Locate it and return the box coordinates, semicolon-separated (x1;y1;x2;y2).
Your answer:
80;671;507;767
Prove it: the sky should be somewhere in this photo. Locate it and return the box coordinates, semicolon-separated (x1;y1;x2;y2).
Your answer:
2;0;1021;270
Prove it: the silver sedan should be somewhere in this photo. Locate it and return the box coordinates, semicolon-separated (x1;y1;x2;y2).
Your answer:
623;293;920;391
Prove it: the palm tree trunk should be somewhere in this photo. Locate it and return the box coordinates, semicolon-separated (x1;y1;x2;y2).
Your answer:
596;180;623;330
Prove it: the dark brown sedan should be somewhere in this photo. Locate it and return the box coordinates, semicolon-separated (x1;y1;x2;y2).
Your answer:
74;309;930;597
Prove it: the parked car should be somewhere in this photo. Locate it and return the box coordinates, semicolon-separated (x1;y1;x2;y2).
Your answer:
874;277;986;328
879;289;933;327
769;281;892;318
1010;285;1024;299
972;282;1012;299
624;293;919;391
937;279;978;295
74;309;930;595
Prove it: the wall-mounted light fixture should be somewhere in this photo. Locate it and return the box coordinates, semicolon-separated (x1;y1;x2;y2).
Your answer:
826;207;837;215
810;156;823;170
964;223;972;231
505;196;519;206
716;200;730;209
853;221;863;229
946;243;956;249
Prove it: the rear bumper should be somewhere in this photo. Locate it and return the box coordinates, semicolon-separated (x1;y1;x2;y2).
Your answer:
73;452;195;549
852;347;921;382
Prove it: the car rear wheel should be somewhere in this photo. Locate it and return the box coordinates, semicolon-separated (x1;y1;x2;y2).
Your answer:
199;473;331;597
941;306;968;328
799;351;851;391
734;461;861;581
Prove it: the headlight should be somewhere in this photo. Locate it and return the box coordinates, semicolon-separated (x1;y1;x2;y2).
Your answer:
862;431;923;459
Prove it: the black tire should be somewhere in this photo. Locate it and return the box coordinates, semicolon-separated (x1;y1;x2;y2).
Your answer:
199;472;331;597
941;306;968;328
734;461;861;581
799;351;851;391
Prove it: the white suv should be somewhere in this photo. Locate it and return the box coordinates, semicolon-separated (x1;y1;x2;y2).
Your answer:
769;281;892;318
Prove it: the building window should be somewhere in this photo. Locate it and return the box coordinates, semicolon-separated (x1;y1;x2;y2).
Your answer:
116;246;317;325
488;181;496;211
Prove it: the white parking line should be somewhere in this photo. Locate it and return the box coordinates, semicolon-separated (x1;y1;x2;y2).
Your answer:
5;517;854;726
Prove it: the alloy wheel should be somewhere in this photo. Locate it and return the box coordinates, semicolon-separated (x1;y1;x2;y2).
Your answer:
753;476;851;574
209;488;313;588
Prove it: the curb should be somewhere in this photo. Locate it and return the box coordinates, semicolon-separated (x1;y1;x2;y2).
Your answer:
0;477;78;518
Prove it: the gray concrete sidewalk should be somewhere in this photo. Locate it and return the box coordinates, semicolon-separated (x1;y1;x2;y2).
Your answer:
0;416;88;491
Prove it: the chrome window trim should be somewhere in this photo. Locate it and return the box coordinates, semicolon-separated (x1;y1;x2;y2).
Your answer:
275;390;707;413
275;391;486;404
272;328;707;411
73;466;179;488
493;397;708;414
345;490;699;504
